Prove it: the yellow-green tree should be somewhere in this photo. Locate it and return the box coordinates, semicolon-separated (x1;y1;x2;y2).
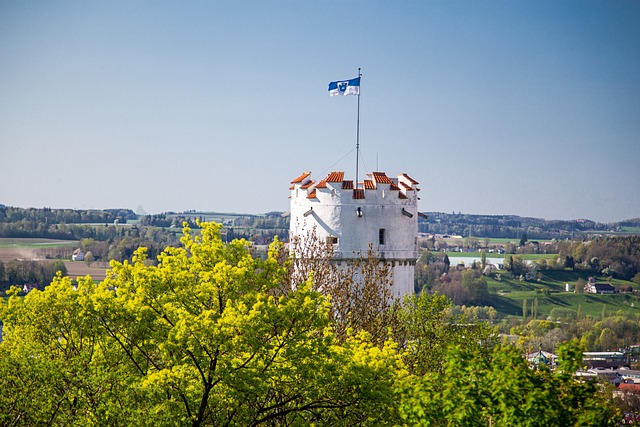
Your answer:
0;222;622;426
392;291;498;377
397;341;619;426
0;222;403;426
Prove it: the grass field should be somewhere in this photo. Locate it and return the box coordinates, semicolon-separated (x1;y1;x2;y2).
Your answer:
434;251;557;262
435;252;496;258
582;226;640;236
483;237;518;244
436;237;555;246
0;238;78;248
486;270;640;318
507;253;559;261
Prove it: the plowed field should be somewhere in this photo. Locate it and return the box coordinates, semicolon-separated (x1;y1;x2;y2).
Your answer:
0;244;108;282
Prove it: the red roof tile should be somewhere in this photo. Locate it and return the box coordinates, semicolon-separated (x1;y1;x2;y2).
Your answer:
619;383;640;392
289;185;294;190
301;180;315;189
353;189;365;199
291;171;311;184
399;193;408;199
307;190;317;199
364;180;375;190
400;182;414;191
342;180;354;190
400;173;419;185
316;180;327;188
372;172;393;184
390;183;400;191
326;171;344;182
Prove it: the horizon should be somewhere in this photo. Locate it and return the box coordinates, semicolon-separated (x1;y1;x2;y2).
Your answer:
1;202;637;225
1;1;639;223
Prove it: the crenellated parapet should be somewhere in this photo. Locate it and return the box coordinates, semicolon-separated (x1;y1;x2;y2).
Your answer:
289;170;420;298
290;171;419;203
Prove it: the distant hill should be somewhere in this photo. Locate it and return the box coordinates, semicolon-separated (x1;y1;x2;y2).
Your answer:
1;206;639;241
418;212;640;240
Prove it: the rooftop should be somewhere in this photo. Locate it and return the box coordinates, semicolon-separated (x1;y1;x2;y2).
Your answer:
290;170;419;201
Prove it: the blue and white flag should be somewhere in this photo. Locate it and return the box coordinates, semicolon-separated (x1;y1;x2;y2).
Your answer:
328;77;360;96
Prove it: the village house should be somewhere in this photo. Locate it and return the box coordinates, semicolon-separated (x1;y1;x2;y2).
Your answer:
22;283;38;293
585;276;616;294
72;248;84;261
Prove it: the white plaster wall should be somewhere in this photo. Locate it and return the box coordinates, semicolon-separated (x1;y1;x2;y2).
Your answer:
390;263;415;298
290;174;419;299
291;182;418;260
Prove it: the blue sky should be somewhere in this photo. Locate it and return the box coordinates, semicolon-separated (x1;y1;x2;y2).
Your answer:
1;1;638;222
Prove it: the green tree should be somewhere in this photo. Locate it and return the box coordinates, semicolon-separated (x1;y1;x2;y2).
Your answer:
460;269;489;304
398;341;619;426
519;232;528;247
597;328;617;351
565;255;575;270
391;292;497;377
0;221;621;426
414;251;430;293
84;251;94;266
0;222;403;426
466;236;479;250
52;259;67;276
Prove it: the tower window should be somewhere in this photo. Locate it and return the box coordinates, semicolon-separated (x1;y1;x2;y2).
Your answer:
327;236;338;245
379;228;386;245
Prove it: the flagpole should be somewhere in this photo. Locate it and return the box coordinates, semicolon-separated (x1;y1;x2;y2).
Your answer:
355;67;361;189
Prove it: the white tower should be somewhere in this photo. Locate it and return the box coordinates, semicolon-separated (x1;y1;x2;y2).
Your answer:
289;170;420;298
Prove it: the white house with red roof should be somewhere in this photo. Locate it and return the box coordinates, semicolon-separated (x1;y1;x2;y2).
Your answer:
289;170;420;298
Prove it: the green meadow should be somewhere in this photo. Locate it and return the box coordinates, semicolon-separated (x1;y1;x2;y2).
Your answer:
0;238;78;248
486;270;639;318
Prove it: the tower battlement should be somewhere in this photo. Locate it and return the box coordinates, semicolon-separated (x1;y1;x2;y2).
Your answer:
290;171;419;203
289;170;420;297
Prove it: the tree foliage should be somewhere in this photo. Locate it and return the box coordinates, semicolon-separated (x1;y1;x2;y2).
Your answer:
0;259;67;293
392;291;498;377
397;341;619;426
558;236;640;280
431;269;489;306
0;222;621;426
287;229;399;347
0;223;401;426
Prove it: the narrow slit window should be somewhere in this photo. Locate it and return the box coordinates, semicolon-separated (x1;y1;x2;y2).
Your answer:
379;228;386;245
